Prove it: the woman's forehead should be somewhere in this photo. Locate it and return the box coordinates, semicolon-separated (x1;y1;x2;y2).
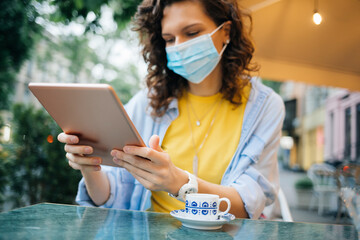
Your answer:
161;1;216;32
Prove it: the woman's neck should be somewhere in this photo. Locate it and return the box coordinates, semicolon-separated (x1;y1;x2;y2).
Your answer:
188;64;222;96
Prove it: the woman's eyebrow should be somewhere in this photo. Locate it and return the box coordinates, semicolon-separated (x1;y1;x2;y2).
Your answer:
181;23;202;31
162;23;203;36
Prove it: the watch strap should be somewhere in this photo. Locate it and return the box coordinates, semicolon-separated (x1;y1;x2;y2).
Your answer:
169;170;198;202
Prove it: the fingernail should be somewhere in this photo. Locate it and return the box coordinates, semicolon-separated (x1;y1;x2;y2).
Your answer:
111;150;116;157
93;158;101;165
85;147;92;154
94;166;101;171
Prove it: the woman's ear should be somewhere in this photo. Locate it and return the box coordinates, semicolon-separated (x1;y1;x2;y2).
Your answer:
223;21;232;44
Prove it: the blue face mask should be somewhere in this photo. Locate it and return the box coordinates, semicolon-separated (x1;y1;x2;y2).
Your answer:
166;23;229;84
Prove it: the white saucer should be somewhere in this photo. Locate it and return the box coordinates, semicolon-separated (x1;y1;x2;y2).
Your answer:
170;209;235;230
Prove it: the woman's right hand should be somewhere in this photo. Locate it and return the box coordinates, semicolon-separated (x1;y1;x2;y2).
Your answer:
57;132;102;172
58;132;109;205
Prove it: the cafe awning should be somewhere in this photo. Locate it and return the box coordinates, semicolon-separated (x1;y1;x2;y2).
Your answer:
240;0;360;91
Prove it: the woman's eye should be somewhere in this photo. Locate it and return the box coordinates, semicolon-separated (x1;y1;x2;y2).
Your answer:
164;38;175;43
187;31;199;37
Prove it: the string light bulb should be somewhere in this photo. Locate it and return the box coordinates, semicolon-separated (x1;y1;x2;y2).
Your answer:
313;0;322;25
313;12;322;25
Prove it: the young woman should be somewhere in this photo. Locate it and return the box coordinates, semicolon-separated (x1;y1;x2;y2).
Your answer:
58;0;284;219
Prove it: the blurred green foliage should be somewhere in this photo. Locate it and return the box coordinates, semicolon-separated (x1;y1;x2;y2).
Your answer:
0;0;42;110
50;0;142;30
295;177;313;190
2;104;81;209
0;145;11;206
0;0;43;206
100;64;142;104
0;0;144;210
262;79;282;94
0;0;142;111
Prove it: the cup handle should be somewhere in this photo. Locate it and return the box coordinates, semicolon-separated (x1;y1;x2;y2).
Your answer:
219;197;231;215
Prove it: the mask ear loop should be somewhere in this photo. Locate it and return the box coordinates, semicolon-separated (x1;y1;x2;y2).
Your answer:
219;40;230;56
210;23;230;56
210;22;226;36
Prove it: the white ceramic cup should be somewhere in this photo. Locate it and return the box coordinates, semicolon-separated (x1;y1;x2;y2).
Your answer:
185;193;231;220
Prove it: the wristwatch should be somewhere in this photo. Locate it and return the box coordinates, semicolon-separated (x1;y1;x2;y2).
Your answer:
169;170;198;202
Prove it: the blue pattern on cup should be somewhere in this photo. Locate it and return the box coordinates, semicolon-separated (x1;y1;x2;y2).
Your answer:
201;210;209;215
185;200;219;217
202;202;209;208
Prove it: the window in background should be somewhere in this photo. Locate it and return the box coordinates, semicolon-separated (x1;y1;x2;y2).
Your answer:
283;99;297;136
356;104;360;160
330;112;334;158
345;107;352;159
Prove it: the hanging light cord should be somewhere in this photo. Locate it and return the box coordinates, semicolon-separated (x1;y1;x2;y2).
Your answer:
314;0;319;13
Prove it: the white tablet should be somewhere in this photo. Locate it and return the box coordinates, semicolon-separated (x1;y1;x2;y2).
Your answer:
28;82;145;167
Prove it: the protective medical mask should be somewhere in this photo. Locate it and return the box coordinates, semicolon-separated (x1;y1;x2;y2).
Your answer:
166;23;229;84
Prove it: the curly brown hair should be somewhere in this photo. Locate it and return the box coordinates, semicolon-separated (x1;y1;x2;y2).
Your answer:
133;0;258;117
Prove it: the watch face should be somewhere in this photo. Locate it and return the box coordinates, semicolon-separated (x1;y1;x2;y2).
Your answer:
173;171;198;202
187;187;197;194
182;186;197;197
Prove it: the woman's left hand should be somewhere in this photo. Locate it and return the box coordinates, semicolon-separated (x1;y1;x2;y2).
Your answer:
111;135;188;195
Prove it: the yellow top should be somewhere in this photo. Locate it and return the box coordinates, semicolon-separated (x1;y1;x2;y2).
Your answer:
151;85;250;213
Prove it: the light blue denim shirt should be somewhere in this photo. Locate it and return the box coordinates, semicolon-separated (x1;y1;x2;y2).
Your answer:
76;78;285;219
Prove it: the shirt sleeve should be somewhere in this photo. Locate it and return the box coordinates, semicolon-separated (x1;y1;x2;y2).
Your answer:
227;91;285;219
75;166;146;210
231;131;282;219
75;166;119;208
230;165;267;219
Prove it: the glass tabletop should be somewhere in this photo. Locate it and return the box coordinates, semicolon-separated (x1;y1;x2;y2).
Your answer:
0;203;357;240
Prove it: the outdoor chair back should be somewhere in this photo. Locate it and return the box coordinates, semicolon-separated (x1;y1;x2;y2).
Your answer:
307;163;338;215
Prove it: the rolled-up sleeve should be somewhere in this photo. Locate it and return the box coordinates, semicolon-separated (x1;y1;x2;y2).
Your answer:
75;178;95;207
225;133;279;218
224;89;285;219
230;165;276;219
75;166;118;208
